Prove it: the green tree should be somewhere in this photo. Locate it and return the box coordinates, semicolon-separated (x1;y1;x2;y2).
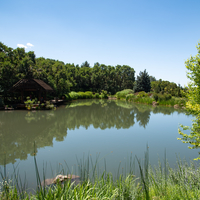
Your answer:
134;69;151;93
178;42;200;160
150;76;156;82
81;61;90;68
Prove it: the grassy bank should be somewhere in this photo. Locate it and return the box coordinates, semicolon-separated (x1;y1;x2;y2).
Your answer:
1;152;200;199
65;90;108;101
116;90;187;108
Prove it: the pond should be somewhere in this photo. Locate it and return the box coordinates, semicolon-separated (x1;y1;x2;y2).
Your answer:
0;99;198;189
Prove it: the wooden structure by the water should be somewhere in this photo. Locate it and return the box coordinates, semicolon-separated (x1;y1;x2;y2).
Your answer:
10;79;54;103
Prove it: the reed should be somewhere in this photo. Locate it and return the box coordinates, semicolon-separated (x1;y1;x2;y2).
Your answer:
1;149;200;199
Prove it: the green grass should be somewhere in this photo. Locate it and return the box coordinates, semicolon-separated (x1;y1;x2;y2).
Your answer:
157;97;187;107
116;89;188;107
1;149;200;199
65;91;109;101
126;94;154;105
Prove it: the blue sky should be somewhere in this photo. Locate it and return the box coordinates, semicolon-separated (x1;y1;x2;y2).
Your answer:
1;0;200;86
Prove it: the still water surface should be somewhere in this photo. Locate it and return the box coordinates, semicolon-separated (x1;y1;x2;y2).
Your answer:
0;99;198;188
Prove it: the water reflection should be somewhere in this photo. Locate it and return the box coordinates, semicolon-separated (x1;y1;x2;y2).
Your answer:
0;99;185;165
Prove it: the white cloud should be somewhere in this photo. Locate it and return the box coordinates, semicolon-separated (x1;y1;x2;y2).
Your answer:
27;43;34;47
17;44;27;49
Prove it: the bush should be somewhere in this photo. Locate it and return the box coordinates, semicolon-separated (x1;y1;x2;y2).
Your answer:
77;92;86;99
24;97;36;110
153;93;158;101
67;91;95;100
100;90;108;99
135;96;154;104
164;94;172;101
69;91;79;100
84;91;93;99
153;93;172;102
116;89;134;99
45;101;55;109
137;91;148;98
126;94;135;101
94;93;100;98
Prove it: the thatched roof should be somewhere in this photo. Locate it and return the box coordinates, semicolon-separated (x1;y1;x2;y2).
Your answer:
10;79;53;92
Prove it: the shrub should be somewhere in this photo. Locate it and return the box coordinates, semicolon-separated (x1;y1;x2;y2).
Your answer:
77;92;86;99
69;91;79;100
100;90;108;99
137;91;148;98
24;97;35;110
45;101;55;109
135;96;154;104
94;93;100;98
84;91;93;99
153;93;172;102
68;91;95;100
164;94;172;101
126;94;135;101
116;89;134;99
153;93;158;101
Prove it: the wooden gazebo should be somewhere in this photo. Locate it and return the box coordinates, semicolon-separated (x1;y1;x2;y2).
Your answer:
10;79;54;103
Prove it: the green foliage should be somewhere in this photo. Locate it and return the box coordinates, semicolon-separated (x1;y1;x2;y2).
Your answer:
150;75;156;82
151;79;184;97
24;97;55;110
93;93;100;98
152;94;186;107
84;91;93;99
125;91;153;105
77;91;86;99
1;153;200;199
126;94;135;101
178;42;200;160
153;93;172;101
45;101;55;110
137;91;148;98
0;43;136;100
68;91;99;100
116;89;134;99
134;69;151;93
69;91;79;100
78;91;93;99
153;93;159;101
24;97;35;110
134;96;153;105
100;90;108;99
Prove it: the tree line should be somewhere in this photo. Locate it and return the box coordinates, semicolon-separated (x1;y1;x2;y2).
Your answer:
0;42;135;98
0;42;184;101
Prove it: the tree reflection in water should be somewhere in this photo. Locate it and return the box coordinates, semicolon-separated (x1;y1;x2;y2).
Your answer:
0;99;185;165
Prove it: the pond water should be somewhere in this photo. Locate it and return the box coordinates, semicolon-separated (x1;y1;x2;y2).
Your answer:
0;99;199;189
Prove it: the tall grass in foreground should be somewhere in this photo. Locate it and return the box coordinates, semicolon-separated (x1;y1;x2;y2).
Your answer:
1;151;200;199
